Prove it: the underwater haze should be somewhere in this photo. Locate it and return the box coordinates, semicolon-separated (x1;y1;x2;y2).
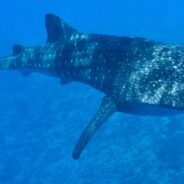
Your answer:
0;0;184;183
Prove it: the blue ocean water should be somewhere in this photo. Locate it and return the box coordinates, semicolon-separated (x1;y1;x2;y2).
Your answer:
0;0;184;183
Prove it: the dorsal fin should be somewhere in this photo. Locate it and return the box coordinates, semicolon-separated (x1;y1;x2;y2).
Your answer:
13;44;25;55
45;13;77;43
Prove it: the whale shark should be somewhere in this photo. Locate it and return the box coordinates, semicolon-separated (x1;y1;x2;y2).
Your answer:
0;13;184;159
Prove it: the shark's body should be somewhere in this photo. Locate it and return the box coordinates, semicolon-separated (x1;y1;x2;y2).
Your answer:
0;14;184;159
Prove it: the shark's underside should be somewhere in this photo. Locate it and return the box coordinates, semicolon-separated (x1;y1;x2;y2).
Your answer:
0;14;184;159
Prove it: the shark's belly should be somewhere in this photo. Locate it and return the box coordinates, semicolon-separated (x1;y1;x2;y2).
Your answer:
118;102;183;116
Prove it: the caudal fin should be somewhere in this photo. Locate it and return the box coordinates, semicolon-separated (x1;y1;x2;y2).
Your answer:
0;44;25;70
0;55;16;70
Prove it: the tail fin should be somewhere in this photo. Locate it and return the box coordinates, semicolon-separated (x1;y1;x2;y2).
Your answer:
0;44;25;70
0;14;78;71
0;55;16;70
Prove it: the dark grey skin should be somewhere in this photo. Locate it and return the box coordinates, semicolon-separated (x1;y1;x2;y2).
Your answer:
0;14;184;159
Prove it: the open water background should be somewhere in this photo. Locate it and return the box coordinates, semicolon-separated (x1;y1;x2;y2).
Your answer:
0;1;184;183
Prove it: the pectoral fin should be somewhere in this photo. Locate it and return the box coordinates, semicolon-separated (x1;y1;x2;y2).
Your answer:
72;96;117;159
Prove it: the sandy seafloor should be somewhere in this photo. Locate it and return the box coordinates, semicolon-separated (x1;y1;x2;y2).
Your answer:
0;0;184;184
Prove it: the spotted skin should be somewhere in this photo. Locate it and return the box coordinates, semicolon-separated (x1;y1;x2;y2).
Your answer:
0;14;184;159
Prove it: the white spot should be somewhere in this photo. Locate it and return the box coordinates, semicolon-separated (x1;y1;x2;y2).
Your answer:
81;34;89;39
75;34;80;39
